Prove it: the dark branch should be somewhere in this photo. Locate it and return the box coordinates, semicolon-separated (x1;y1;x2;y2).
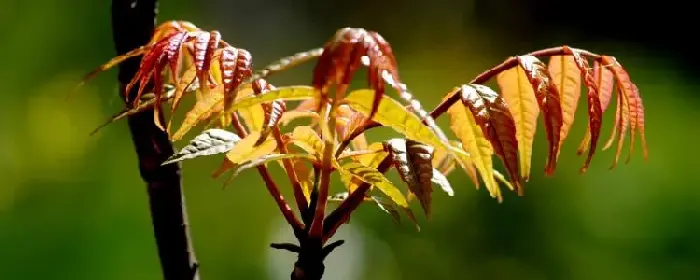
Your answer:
111;0;199;279
321;240;345;259
270;243;302;253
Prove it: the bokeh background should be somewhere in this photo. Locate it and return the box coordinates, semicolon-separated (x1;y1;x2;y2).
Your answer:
1;0;699;279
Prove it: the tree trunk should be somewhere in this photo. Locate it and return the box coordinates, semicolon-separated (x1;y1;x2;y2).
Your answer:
110;1;200;279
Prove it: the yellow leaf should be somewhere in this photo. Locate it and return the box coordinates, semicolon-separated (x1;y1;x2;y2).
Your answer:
548;55;582;155
446;141;481;189
350;136;368;151
231;153;316;178
432;145;456;175
496;67;540;181
279;111;320;126
239;104;266;133
225;85;315;114
209;49;223;84
289;126;324;158
172;62;198;113
446;103;502;200
341;142;388;192
171;85;224;141
292;159;314;201
225;131;278;164
339;162;408;208
343;89;448;152
171;84;255;141
231;85;265;133
350;142;387;167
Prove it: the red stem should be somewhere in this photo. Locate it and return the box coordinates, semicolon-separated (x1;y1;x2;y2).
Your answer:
308;85;344;239
230;113;304;231
273;127;310;215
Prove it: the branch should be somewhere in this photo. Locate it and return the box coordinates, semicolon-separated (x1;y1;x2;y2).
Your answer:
111;0;199;279
429;46;601;120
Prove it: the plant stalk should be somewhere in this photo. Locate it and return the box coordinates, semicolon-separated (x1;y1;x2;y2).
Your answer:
308;93;339;238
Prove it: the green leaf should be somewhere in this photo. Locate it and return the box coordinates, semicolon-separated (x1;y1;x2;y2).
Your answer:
163;129;240;165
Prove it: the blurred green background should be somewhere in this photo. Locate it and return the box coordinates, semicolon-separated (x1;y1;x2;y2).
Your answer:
1;0;699;279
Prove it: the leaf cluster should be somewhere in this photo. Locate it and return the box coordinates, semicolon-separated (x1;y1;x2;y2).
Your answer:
82;21;648;242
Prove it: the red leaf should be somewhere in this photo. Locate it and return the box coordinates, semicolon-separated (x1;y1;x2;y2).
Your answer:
220;46;239;108
460;84;523;194
252;79;287;145
125;36;174;105
165;31;189;83
151;20;198;44
561;46;603;173
193;31;211;89
576;58;614;159
152;54;168;131
80;46;148;86
516;55;563;176
204;31;222;74
633;84;649;161
312;28;399;119
234;49;253;101
594;60;616;111
219;46;253;112
601;56;639;168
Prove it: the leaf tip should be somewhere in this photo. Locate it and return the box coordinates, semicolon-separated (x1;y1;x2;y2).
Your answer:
544;163;557;177
579;166;588;174
161;158;177;166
